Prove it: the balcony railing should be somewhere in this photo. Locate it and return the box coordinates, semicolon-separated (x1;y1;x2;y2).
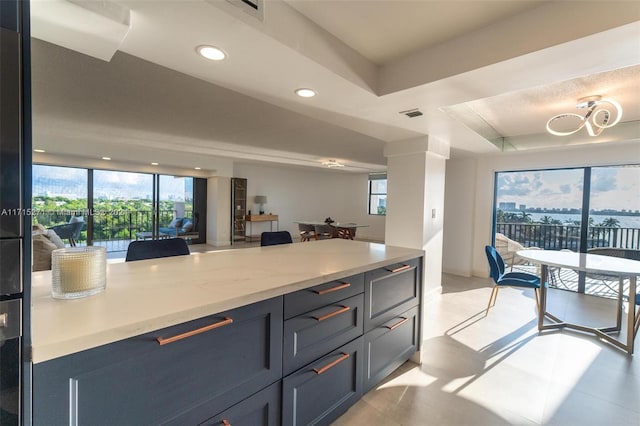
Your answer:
496;223;640;250
36;209;193;252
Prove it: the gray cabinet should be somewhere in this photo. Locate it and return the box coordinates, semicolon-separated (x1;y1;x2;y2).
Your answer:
364;305;420;392
283;293;363;375
33;297;283;426
363;257;422;391
282;337;364;426
32;256;423;426
364;257;421;332
199;381;281;426
283;273;364;320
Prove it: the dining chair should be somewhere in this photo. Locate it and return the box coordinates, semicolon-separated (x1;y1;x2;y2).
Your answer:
335;224;357;240
634;293;640;341
297;223;316;242
314;224;335;240
484;245;541;315
260;231;293;246
125;238;190;262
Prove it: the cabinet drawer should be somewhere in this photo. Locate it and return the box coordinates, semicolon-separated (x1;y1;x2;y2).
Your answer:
364;258;421;332
0;239;21;295
33;297;283;426
363;305;419;392
283;294;363;375
282;337;363;426
199;381;281;426
284;273;364;320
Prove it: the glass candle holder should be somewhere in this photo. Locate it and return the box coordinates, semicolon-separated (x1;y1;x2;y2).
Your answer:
51;246;107;299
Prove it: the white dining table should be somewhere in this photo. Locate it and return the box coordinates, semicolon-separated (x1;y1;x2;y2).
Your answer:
517;249;640;355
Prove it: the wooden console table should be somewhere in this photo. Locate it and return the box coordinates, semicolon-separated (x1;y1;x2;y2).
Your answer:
245;214;279;242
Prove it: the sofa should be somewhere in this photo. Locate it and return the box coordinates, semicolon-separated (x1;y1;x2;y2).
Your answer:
159;217;198;238
32;224;66;271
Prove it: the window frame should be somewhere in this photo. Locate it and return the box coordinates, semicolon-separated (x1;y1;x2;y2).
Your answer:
368;173;387;216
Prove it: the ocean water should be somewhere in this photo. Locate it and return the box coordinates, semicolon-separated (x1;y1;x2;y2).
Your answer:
527;212;640;228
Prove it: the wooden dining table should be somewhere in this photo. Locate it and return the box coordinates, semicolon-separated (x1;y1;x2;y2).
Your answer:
517;249;640;354
294;221;369;240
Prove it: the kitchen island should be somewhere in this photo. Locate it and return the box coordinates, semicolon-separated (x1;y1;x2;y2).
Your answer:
32;239;424;425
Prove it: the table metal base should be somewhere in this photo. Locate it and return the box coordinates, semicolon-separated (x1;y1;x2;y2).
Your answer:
538;265;636;355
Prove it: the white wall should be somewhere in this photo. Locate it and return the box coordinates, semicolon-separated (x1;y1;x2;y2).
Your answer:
206;176;231;246
229;163;386;242
442;158;477;276
443;142;640;278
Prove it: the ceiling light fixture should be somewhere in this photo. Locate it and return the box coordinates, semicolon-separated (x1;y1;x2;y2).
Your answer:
322;160;344;168
194;167;201;170
546;95;623;137
295;88;316;98
101;157;111;160
34;149;46;153
151;162;159;166
196;45;227;61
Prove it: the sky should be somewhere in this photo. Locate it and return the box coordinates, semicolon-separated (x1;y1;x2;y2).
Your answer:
496;165;640;212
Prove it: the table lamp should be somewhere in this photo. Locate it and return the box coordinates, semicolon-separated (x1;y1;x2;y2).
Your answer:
254;195;267;215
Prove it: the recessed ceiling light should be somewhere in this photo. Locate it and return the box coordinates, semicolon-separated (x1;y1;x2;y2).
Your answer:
101;157;111;160
194;167;201;170
34;149;46;153
197;45;227;61
151;162;159;166
295;88;316;98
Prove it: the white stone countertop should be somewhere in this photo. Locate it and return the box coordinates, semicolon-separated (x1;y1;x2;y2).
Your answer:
32;239;424;363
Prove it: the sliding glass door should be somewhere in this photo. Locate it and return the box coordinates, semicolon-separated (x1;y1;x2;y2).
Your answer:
587;165;640;249
93;170;154;251
33;165;203;252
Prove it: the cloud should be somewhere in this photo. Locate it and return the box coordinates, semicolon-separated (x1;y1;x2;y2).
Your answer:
559;184;572;194
497;173;543;196
590;168;617;193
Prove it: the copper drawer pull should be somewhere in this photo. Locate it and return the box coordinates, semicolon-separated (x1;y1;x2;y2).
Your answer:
156;317;233;345
386;264;412;273
385;317;408;330
313;305;350;322
313;352;350;375
314;282;350;295
222;419;231;426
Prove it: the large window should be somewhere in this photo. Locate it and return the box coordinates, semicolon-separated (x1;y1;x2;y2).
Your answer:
494;165;639;251
494;164;640;296
368;173;387;215
33;165;202;251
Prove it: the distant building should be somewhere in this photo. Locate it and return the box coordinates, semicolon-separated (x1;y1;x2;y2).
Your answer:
519;204;526;211
499;202;516;211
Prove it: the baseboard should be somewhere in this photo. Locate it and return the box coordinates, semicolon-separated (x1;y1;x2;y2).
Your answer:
442;267;472;277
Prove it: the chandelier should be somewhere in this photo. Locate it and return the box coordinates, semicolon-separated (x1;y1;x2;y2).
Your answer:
546;95;622;137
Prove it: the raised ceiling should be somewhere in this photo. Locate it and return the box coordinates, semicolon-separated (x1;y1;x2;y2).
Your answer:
30;0;640;173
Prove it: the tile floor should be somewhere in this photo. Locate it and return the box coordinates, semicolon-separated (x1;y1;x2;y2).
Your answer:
333;273;640;426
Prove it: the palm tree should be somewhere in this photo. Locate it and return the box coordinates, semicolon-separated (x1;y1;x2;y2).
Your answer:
600;217;620;228
540;215;553;224
518;211;532;223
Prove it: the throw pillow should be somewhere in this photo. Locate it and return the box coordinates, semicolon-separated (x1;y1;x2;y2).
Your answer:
168;218;184;228
46;230;66;249
69;216;84;224
181;220;193;232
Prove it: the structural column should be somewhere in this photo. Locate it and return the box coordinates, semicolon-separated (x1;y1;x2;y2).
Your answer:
384;136;449;301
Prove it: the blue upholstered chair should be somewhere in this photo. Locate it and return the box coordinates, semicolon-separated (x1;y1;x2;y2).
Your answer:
125;238;190;262
260;231;293;247
485;245;541;315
